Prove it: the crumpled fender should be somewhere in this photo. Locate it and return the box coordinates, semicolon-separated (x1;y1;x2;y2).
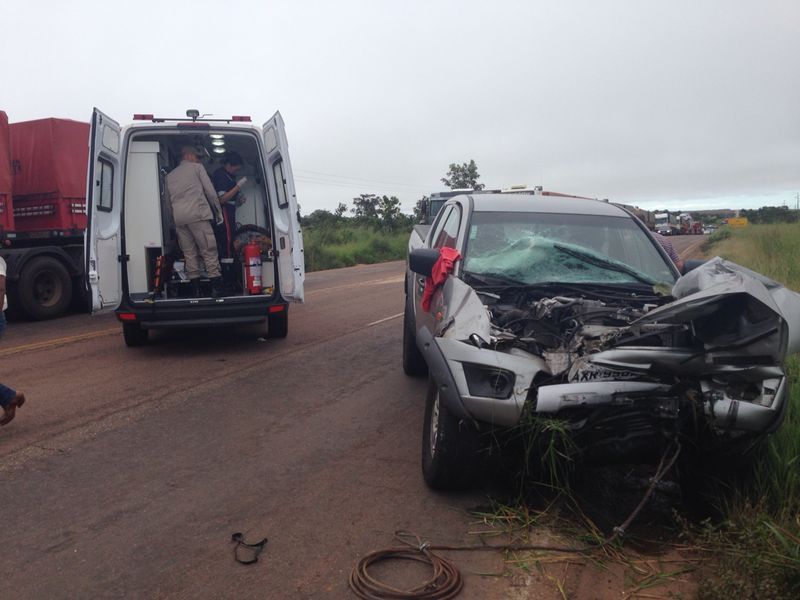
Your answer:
673;257;800;355
416;325;473;422
434;276;492;342
631;257;800;362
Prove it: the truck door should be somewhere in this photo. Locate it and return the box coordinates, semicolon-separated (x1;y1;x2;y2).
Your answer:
84;108;122;313
263;112;304;303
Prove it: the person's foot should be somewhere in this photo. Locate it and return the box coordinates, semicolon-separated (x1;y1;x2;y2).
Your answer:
0;392;25;426
210;277;224;298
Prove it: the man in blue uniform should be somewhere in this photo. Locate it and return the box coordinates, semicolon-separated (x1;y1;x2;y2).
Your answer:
212;151;247;258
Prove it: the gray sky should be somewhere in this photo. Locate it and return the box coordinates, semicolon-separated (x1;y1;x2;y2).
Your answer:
2;1;798;214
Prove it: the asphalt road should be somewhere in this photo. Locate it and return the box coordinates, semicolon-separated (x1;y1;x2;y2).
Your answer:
669;233;706;261
0;241;704;599
0;262;518;599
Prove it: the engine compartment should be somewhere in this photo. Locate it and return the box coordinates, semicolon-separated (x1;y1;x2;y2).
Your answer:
434;263;794;462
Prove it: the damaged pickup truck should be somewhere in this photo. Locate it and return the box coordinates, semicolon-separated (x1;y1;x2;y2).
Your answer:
404;192;800;490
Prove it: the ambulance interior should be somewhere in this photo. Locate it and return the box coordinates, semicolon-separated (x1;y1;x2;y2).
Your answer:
123;131;276;302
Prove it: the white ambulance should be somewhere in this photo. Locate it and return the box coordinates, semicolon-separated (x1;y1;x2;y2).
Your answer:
85;109;304;346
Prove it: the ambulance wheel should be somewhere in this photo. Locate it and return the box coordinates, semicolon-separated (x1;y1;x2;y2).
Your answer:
18;256;73;320
267;309;288;338
122;322;149;347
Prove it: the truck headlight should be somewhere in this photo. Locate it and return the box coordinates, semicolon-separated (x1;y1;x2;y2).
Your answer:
463;364;516;399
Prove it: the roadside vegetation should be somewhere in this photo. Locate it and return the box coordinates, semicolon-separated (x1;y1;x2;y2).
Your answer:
301;194;414;272
694;222;800;598
301;159;485;272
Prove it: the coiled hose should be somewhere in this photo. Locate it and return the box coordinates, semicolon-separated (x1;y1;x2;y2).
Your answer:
349;440;681;599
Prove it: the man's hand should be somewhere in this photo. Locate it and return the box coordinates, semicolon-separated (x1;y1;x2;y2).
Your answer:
236;177;248;189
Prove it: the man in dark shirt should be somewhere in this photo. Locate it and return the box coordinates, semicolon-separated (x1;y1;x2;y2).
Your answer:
212;151;247;258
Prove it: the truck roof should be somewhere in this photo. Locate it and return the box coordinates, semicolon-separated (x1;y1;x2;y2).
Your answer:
466;192;630;217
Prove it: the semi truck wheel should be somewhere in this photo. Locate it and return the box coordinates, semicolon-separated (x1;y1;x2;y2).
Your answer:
122;322;149;347
17;256;73;320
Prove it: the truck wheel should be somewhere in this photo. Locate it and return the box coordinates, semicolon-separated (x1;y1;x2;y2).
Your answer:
17;256;73;320
267;309;288;338
402;295;427;377
421;377;479;490
122;322;149;347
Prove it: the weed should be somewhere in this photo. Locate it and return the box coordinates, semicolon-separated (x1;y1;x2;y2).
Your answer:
695;223;800;598
700;227;731;253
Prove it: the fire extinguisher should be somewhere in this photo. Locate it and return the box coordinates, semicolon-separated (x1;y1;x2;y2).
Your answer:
243;240;262;295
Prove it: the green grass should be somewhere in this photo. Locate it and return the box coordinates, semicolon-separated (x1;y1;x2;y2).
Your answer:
303;224;409;272
695;223;800;598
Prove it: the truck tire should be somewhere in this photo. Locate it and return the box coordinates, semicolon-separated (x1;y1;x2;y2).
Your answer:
421;377;479;490
17;256;73;320
122;322;149;347
267;309;288;338
402;295;427;377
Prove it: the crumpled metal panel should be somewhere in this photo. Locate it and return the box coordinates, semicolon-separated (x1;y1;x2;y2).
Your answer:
674;257;800;355
640;257;800;357
536;381;673;413
435;276;492;343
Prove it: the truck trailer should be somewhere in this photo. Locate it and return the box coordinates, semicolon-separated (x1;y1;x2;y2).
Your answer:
0;112;89;319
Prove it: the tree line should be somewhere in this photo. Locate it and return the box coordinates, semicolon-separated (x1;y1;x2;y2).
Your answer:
301;159;485;230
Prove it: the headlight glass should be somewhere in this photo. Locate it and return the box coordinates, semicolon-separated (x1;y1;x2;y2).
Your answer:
463;363;516;399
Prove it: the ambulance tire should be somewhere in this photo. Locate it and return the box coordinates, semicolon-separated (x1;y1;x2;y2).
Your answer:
122;322;149;347
267;309;288;338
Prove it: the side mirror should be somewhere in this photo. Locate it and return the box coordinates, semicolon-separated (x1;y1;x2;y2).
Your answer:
682;259;707;275
409;248;440;277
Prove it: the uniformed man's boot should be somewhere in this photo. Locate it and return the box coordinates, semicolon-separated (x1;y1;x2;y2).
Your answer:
190;279;201;298
210;277;224;298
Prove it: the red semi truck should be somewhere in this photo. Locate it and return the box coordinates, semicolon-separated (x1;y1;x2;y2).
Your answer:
0;111;90;319
0;112;12;236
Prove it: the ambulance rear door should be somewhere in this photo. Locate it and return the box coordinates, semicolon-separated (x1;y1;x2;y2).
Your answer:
262;112;304;303
85;108;123;313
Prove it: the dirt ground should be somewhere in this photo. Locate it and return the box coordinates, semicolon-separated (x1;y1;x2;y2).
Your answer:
1;246;707;598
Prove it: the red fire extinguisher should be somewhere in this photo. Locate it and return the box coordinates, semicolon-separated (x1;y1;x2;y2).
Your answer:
243;240;262;295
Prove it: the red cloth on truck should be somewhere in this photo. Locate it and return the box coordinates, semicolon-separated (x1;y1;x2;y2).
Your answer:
421;247;461;312
10;118;89;198
0;111;11;194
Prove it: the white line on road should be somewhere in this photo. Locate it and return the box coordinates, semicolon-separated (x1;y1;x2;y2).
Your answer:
367;312;404;327
306;275;404;297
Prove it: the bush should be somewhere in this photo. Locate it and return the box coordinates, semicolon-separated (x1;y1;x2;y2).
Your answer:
303;224;410;272
700;227;731;253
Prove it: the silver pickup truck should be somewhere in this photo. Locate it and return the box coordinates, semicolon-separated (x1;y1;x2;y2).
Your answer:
403;191;799;490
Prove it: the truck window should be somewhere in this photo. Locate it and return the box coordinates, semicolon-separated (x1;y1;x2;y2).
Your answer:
428;206;452;247
434;206;461;249
273;160;288;208
97;159;113;212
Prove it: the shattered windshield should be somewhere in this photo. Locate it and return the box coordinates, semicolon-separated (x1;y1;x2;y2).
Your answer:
463;212;676;286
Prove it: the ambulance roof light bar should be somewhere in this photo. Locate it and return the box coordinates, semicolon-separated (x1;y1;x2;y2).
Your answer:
131;109;252;124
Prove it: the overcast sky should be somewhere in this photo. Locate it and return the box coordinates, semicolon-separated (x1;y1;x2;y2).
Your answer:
1;1;798;213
